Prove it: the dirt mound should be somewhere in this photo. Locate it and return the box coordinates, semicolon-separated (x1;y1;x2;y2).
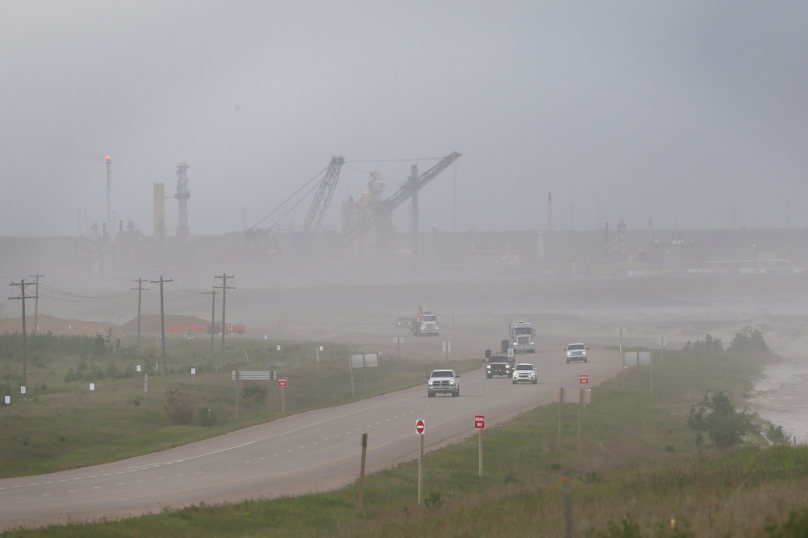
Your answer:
120;314;210;335
0;314;126;338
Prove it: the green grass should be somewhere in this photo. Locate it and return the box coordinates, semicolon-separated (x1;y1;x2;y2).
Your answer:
0;336;478;478
6;348;807;537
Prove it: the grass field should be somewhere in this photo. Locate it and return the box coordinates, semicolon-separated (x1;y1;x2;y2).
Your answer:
0;334;478;478
5;344;806;537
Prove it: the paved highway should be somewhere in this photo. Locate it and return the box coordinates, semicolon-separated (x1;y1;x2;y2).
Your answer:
0;346;621;528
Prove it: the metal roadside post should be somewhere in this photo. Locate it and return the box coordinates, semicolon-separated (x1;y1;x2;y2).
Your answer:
21;386;26;403
358;433;368;509
554;387;591;450
442;341;451;363
144;373;148;394
620;328;624;388
5;395;9;416
277;344;282;362
562;471;572;538
191;367;196;385
475;415;485;477
90;383;95;402
578;375;589;448
349;355;356;399
393;336;403;359
557;387;563;447
278;377;287;412
416;419;425;504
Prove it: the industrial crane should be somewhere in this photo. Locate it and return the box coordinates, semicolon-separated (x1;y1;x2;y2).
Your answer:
300;156;344;237
329;151;461;255
244;155;344;254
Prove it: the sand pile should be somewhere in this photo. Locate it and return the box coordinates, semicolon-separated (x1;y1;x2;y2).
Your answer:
120;314;210;335
0;314;126;338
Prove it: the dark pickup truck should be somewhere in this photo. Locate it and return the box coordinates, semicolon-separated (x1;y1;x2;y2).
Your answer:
484;347;514;378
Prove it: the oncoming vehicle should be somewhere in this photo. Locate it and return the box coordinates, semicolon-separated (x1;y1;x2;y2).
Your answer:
427;369;460;397
512;363;537;384
396;317;411;329
565;343;589;364
508;321;535;353
484;347;514;378
411;307;440;336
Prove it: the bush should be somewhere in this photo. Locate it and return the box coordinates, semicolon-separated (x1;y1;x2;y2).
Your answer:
242;382;268;405
681;334;723;354
766;509;808;538
766;425;789;445
728;326;770;356
199;407;218;427
687;392;755;449
164;387;195;425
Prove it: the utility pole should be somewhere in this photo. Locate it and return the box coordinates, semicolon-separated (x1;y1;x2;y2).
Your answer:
214;274;235;367
130;278;149;347
150;275;173;378
409;165;419;267
10;279;37;400
202;289;218;360
29;274;44;335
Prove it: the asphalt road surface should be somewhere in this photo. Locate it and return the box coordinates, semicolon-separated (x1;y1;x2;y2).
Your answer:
0;346;621;528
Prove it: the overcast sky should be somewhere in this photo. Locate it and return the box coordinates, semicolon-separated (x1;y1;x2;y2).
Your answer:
2;0;808;237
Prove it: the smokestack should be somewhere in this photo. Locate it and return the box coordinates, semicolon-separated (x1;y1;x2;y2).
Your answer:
105;156;112;244
547;193;553;232
154;183;165;254
175;163;191;239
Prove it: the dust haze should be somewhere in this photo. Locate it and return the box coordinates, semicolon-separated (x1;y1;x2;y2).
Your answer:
3;2;808;438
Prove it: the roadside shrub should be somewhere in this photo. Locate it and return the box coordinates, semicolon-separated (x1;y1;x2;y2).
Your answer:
687;392;755;449
424;492;442;510
765;508;808;538
681;334;723;354
199;407;218;427
728;326;770;356
242;382;268;405
164;387;195;425
766;425;789;445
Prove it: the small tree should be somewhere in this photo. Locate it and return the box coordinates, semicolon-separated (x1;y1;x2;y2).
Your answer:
687;392;755;449
682;334;723;354
242;382;268;405
165;387;195;425
728;326;770;356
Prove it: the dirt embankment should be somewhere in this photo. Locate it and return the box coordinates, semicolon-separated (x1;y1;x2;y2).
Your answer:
120;314;210;335
0;314;126;338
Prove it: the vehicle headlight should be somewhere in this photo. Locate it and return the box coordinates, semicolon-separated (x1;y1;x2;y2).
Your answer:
449;381;455;385
486;364;491;368
428;381;433;386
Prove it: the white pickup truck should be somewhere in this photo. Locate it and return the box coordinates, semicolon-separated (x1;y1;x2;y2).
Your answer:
427;369;460;397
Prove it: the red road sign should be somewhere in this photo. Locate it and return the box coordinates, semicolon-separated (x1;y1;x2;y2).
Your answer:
474;415;485;429
415;419;425;435
278;377;288;387
579;374;589;385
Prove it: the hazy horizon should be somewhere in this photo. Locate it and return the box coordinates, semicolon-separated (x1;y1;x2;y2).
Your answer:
3;1;808;237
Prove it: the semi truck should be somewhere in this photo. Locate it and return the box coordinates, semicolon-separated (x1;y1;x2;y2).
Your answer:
508;321;535;353
411;306;440;336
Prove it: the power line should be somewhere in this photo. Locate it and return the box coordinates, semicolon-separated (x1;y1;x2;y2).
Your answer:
214;274;235;367
344;157;443;163
248;166;328;230
150;275;173;379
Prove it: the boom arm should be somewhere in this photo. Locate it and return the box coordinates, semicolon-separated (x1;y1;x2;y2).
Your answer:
300;155;344;237
335;151;461;251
